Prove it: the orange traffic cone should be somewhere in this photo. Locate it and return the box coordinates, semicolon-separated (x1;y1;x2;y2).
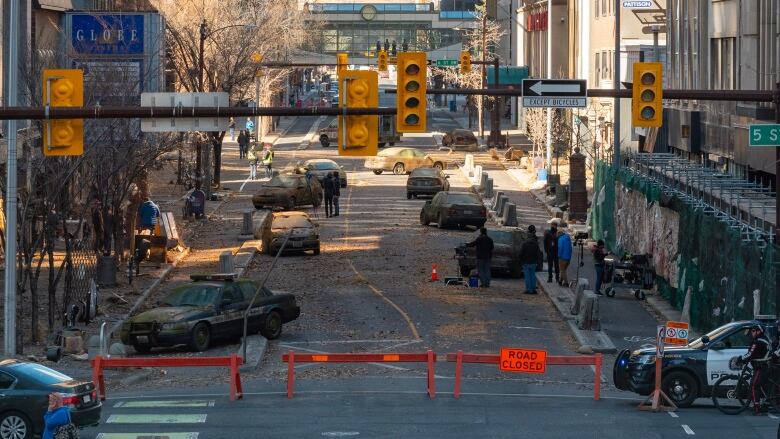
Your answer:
430;264;439;282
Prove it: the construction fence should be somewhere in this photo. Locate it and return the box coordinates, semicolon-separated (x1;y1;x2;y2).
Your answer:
591;160;778;332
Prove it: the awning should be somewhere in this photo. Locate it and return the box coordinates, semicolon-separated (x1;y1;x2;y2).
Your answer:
36;0;74;11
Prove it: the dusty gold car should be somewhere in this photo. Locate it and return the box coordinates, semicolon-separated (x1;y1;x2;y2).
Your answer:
364;147;445;175
252;174;323;210
256;211;320;256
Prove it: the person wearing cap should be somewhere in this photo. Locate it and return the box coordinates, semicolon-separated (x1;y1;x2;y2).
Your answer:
519;224;543;294
543;221;559;283
557;228;573;287
593;240;607;295
738;324;771;415
466;227;494;287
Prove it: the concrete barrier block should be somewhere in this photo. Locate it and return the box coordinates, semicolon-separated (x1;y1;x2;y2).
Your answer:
496;195;509;218
465;154;474;173
492;191;505;210
485;178;494;198
473;165;483;184
219;250;235;274
479;172;489;191
241;210;254;235
576;290;601;331
570;278;590;315
502;203;518;226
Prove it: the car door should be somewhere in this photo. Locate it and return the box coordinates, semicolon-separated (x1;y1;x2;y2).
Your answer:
0;370;25;421
440;170;450;190
215;285;243;339
705;327;754;388
411;149;428;170
238;281;266;332
428;192;444;220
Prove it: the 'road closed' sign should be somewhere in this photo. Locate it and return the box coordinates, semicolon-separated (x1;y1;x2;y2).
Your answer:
499;348;547;373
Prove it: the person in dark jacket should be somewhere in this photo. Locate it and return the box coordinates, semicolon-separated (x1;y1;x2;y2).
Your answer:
466;227;494;287
543;221;559;283
520;224;543;294
739;324;772;415
593;240;607;295
332;171;341;216
237;130;247;159
323;173;335;217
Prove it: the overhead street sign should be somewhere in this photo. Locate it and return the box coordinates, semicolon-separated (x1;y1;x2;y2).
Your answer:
499;348;546;373
435;59;458;67
749;124;780;147
141;92;229;132
522;79;587;108
622;0;653;8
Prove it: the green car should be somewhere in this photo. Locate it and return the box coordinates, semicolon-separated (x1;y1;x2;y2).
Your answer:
119;274;300;354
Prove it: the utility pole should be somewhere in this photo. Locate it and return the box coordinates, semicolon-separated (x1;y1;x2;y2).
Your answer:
775;81;780;319
4;0;19;356
613;0;621;168
196;19;206;191
545;2;552;172
480;13;486;140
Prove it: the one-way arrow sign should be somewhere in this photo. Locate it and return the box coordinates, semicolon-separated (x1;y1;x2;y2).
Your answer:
522;79;587;108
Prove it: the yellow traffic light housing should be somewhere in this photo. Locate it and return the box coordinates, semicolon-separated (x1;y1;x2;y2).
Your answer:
632;62;663;128
377;50;388;72
42;69;84;156
396;52;427;133
459;51;471;74
337;53;348;76
337;70;378;157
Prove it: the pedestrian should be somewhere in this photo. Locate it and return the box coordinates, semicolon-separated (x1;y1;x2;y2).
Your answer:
332;171;341;216
593;239;607;295
229;117;236;140
543;221;559;283
43;392;76;439
465;227;494;287
557;229;573;287
247;144;258;180
262;145;274;178
520;225;543;294
237;130;247;159
323;172;335;217
137;196;160;234
245;117;254;138
91;198;104;254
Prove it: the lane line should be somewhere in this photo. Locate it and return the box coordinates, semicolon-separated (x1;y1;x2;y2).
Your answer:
681;425;695;435
668;412;679;418
239;175;252;192
113;400;215;408
769;413;778;420
96;434;199;439
106;414;207;424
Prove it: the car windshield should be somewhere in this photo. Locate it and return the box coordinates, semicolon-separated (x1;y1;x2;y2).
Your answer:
487;231;514;245
446;194;481;205
11;363;73;385
162;284;220;307
688;322;744;348
267;175;300;188
273;215;312;229
378;148;404;157
308;161;338;170
411;168;439;177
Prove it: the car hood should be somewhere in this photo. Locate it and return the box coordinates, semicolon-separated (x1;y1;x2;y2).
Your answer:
129;306;211;324
632;345;694;356
254;187;294;197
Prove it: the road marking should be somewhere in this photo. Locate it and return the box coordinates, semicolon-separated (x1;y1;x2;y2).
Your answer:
113;400;215;408
681;424;695;435
239;175;252;192
322;433;360;437
106;414;207;424
668;412;679;418
96;434;199;439
769;413;778;420
508;326;545;330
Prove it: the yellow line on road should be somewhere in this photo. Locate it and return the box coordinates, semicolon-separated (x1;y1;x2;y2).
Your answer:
343;167;421;341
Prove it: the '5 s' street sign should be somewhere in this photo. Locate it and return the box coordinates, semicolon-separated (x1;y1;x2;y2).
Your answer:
749;124;780;147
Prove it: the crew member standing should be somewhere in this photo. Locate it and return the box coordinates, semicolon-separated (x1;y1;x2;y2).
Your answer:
466;227;494;288
323;173;335;218
543;221;559;283
520;225;543;294
332;171;341;217
557;229;573;287
593;240;607;295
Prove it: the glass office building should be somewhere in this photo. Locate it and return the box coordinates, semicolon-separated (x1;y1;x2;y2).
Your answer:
302;1;478;57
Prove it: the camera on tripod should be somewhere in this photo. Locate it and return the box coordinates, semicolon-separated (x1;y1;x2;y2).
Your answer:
574;231;588;241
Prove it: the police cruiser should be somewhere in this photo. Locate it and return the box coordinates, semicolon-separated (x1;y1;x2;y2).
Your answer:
613;317;777;407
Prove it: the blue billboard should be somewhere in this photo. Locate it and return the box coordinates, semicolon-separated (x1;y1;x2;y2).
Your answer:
71;14;144;55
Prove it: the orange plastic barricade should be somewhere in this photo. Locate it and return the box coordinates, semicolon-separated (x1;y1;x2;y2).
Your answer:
91;354;243;401
446;351;602;400
282;351;436;399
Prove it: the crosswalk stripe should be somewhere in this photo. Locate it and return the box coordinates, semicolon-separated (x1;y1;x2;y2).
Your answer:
106;414;207;424
96;433;199;439
113;400;215;408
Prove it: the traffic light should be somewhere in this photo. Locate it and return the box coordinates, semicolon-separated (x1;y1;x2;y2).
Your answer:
42;69;84;156
337;70;378;157
632;62;663;128
459;51;471;74
396;52;427;133
337;53;348;75
377;50;388;72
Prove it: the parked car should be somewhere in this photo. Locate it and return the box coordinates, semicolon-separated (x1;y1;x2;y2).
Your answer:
442;128;479;151
294;159;347;188
455;228;528;277
365;147;445;175
419;191;486;229
119;274;301;353
406;167;450;199
613;318;778;408
252;174;323;210
319;115;400;148
0;359;101;439
257;211;320;256
330;95;339;108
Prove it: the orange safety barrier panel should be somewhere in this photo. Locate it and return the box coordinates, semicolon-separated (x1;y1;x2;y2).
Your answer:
282;351;436;399
446;351;602;400
91;354;243;401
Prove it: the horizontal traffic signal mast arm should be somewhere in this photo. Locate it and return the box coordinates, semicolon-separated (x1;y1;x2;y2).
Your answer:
0;106;398;120
382;88;776;102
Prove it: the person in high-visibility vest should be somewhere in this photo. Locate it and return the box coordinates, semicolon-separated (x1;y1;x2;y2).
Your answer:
262;145;274;178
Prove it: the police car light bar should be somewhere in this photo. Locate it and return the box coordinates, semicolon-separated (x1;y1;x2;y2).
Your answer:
190;273;236;282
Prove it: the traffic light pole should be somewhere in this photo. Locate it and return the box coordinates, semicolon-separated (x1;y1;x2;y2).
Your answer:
775;81;780;319
613;0;621;168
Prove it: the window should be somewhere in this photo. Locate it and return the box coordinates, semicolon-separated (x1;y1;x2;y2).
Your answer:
0;372;15;390
595;52;600;86
595;0;599;17
719;329;753;350
601;0;607;16
710;38;736;90
601;51;608;79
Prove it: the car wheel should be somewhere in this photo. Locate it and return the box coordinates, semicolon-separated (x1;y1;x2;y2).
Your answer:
189;322;211;352
407;192;412;200
437;213;446;229
662;370;699;408
420;211;429;226
605;287;616;297
313;244;320;256
0;412;31;439
373;169;383;175
459;266;472;277
378;142;386;148
393;163;405;175
319;135;330;147
133;343;152;354
433;162;444;172
261;311;283;340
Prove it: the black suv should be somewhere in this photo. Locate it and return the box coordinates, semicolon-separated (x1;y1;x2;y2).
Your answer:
613;318;777;407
